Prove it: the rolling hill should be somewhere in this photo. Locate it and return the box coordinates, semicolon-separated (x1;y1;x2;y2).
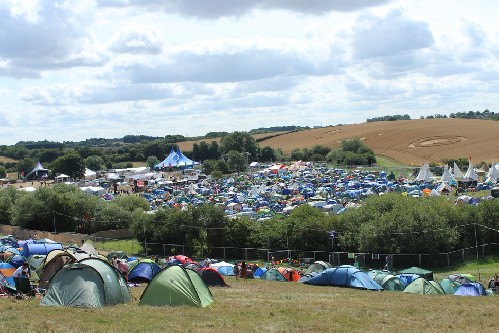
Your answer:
178;119;499;165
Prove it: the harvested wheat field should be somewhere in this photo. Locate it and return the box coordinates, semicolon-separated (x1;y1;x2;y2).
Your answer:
180;119;499;165
260;119;499;164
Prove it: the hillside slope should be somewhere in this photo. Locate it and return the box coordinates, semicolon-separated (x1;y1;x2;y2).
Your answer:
179;119;499;164
260;119;499;164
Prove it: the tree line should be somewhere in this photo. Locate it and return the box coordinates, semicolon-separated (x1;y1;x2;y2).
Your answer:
1;185;496;256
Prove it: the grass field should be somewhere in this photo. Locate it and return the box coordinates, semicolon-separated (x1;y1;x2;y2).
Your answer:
0;266;497;333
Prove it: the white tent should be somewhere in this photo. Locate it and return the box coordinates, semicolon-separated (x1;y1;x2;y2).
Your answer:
416;164;434;181
440;166;457;184
452;162;464;179
84;168;97;180
463;162;478;182
485;164;499;183
55;174;71;183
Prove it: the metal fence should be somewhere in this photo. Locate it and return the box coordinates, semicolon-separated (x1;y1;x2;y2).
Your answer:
104;237;496;269
1;223;495;270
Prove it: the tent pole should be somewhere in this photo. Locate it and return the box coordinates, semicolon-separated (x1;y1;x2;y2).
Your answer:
474;223;480;282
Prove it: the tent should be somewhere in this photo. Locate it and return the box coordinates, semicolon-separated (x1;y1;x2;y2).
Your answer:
21;243;63;258
440;166;457;184
200;267;228;287
277;267;300;282
0;262;16;277
155;148;199;169
454;283;487;296
439;278;461;294
8;255;25;268
254;267;267;278
25;159;49;180
372;273;405;291
139;265;213;308
303;266;383;291
463;162;478;182
304;261;332;275
211;261;235;276
452;162;464;179
41;259;130;307
416;164;434;182
260;268;288;282
398;266;433;281
448;273;476;284
80;242;98;256
403;278;445;295
128;259;161;283
37;250;91;289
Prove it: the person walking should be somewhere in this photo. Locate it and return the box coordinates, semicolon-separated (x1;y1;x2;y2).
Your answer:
241;261;248;282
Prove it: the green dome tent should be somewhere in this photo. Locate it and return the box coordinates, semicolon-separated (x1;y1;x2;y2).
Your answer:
378;274;406;291
260;268;288;282
440;278;461;294
304;261;332;275
403;278;445;295
41;258;130;308
139;265;213;308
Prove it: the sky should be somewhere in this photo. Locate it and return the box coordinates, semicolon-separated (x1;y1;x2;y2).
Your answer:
1;0;498;145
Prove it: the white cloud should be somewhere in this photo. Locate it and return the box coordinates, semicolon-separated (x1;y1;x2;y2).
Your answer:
1;0;499;145
98;0;393;18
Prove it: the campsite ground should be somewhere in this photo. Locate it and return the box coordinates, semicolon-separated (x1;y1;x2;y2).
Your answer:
1;264;497;333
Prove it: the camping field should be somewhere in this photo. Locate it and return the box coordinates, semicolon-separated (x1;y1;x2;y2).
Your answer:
0;269;497;333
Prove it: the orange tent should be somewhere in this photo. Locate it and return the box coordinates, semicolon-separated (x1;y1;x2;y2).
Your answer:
277;267;300;282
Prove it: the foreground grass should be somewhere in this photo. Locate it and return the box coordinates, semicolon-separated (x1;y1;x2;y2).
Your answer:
1;275;497;333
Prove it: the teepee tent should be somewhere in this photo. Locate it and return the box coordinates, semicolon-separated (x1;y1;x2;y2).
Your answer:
463;162;478;182
485;164;499;183
452;162;464;179
416;164;434;182
139;265;213;307
440;166;457;184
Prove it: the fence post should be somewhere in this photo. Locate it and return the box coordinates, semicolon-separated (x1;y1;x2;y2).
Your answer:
313;251;316;261
223;247;226;260
418;254;421;267
462;249;465;264
245;248;248;260
447;253;450;268
163;244;166;257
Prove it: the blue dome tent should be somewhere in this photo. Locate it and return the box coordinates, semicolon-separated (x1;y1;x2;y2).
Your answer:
304;265;382;291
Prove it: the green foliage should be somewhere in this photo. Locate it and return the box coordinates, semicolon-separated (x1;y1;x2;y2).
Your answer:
0;186;18;224
0;165;6;178
227;150;248;173
337;194;492;254
259;146;276;162
220;131;258;158
327;138;376;166
85;155;105;171
50;151;85;179
146;155;159;169
214;160;229;174
17;158;36;175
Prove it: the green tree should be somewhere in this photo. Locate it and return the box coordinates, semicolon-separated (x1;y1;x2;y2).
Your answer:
227;150;247;173
17;158;36;176
0;165;6;178
220;132;258;158
259;146;276;162
146;155;159;169
50;151;85;179
85;155;105;171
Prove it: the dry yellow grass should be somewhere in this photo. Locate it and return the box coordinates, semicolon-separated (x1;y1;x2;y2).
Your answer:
260;119;499;165
179;119;499;165
0;156;18;163
0;277;496;333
